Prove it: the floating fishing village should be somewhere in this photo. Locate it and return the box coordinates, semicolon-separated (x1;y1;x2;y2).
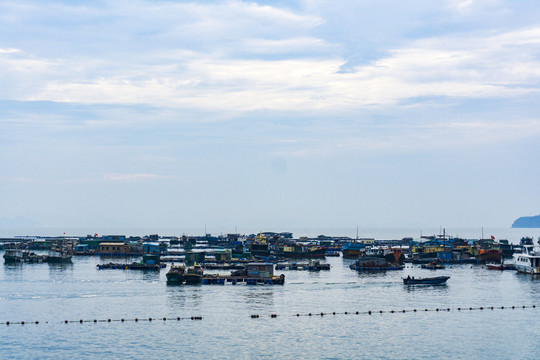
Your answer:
2;230;540;286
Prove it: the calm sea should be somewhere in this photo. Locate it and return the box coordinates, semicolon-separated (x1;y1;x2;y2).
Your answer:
1;227;540;359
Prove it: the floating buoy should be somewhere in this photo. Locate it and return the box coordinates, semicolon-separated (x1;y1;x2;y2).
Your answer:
64;320;68;324
79;320;83;323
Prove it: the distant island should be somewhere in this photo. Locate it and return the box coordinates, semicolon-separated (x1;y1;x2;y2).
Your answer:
512;214;540;228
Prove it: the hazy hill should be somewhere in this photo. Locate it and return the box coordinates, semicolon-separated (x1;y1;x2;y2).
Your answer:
512;214;540;228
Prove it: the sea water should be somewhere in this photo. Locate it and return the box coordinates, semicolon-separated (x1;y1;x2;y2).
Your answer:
1;227;540;359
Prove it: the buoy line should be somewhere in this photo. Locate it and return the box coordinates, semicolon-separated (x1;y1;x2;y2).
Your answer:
3;305;537;325
250;304;538;319
1;316;203;326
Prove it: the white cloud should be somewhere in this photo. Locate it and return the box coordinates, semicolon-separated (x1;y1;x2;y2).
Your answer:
2;12;540;112
446;0;501;13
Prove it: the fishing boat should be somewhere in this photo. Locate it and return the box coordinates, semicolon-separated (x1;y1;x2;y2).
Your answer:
341;241;367;259
3;244;23;263
363;246;405;264
403;276;450;285
185;264;204;284
166;263;186;284
249;233;271;257
349;256;403;271
280;244;326;259
47;239;74;263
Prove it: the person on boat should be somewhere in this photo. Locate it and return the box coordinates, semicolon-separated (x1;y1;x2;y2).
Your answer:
407;275;411;280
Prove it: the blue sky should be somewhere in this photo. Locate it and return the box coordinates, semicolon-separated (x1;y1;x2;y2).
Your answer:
1;0;539;231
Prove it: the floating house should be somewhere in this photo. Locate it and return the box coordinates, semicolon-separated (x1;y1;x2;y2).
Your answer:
98;242;131;254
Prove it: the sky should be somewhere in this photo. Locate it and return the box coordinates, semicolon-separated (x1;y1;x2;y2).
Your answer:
1;0;540;232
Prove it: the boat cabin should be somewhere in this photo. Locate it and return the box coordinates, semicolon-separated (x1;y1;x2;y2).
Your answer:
247;263;274;278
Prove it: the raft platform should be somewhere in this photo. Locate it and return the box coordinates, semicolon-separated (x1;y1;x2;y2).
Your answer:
201;274;285;285
202;263;247;270
350;265;404;271
97;262;166;270
275;262;331;271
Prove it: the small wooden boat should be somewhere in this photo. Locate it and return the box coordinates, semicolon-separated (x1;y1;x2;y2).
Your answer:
421;261;446;270
403;276;450;285
486;262;515;271
486;262;503;270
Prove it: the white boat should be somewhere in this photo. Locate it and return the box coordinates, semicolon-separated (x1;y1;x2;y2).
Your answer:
514;242;540;275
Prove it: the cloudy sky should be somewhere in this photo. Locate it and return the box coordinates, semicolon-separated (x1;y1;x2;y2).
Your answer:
1;0;539;232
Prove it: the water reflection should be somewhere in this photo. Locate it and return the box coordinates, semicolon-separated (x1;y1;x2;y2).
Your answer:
354;271;394;279
48;262;74;272
139;270;161;282
243;288;275;311
3;262;24;279
165;286;187;307
402;283;449;294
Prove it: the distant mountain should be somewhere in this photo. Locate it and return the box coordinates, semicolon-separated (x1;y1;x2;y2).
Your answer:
512;214;540;228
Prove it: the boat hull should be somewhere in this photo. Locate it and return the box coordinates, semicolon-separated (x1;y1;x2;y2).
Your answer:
47;255;73;263
166;273;185;284
403;276;450;285
281;250;326;259
184;275;202;284
515;265;540;275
